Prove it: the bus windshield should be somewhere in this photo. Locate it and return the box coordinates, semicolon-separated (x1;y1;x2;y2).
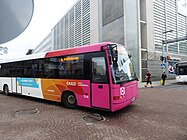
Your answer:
109;45;137;84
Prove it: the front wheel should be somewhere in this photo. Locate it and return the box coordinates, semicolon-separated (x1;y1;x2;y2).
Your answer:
4;85;10;96
62;92;77;109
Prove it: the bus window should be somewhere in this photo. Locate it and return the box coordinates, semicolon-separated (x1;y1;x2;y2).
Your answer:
22;60;33;77
33;59;44;78
92;57;107;83
58;54;84;79
1;63;10;77
176;62;187;83
44;58;59;78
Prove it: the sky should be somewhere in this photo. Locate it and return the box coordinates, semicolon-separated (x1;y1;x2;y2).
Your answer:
178;0;187;16
0;0;77;59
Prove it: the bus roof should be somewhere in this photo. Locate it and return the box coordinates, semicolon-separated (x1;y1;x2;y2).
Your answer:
45;42;113;58
177;61;187;64
0;52;46;64
0;42;119;64
176;61;187;66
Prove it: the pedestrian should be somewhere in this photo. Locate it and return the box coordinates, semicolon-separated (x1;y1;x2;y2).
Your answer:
161;72;167;85
144;70;153;88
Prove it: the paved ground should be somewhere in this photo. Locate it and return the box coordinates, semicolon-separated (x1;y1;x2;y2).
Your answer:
138;79;176;88
0;81;186;140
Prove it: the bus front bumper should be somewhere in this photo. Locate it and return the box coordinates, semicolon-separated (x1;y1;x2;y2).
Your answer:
111;96;138;112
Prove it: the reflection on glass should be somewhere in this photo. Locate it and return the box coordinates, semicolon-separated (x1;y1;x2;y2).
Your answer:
110;45;137;84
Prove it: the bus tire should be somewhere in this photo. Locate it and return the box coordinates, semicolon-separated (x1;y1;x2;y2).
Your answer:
62;91;77;109
4;85;10;96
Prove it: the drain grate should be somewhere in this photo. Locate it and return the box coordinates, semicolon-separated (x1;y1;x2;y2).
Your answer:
83;113;105;123
14;108;39;117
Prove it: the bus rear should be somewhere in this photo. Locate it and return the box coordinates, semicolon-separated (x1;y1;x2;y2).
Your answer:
176;62;187;83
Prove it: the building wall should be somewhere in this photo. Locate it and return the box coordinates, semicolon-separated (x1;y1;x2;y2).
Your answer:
101;0;140;78
101;0;124;45
32;0;187;81
178;13;187;55
52;0;91;50
33;0;141;80
90;0;99;44
141;0;187;81
102;16;124;44
32;33;52;53
153;0;180;54
124;0;140;79
140;0;155;81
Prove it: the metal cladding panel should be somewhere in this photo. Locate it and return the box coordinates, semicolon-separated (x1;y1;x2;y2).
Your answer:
154;0;179;54
153;0;166;45
178;14;187;38
52;0;91;50
102;0;124;26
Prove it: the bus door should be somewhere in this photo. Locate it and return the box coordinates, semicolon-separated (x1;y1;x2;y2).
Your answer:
12;77;22;94
91;53;110;110
16;78;22;93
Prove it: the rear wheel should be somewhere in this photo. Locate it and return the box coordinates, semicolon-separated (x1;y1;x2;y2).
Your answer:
4;85;10;96
62;92;77;109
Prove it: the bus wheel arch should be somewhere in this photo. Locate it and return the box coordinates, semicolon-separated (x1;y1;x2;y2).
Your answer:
3;84;10;96
61;91;77;109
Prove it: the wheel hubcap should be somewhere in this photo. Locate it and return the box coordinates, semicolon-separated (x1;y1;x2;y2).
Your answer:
68;95;76;104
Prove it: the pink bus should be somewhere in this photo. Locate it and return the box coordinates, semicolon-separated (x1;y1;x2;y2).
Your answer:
0;42;138;112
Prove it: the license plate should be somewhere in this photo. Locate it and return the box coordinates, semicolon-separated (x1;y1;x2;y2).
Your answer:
131;97;136;102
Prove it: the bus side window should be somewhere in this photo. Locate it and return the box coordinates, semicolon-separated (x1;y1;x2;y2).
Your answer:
23;60;33;77
2;64;10;77
44;58;59;78
58;54;84;79
180;68;184;75
92;57;107;83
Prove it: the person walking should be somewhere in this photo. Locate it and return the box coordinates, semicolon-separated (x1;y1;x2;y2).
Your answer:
161;72;167;85
144;70;153;88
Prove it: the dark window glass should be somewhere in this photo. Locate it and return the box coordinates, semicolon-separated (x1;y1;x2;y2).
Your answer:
44;58;59;78
10;62;17;77
0;64;11;77
92;56;107;83
0;64;5;76
179;67;187;75
33;59;44;78
0;54;86;79
58;54;84;79
12;62;24;77
22;60;33;77
0;65;2;76
9;62;27;77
